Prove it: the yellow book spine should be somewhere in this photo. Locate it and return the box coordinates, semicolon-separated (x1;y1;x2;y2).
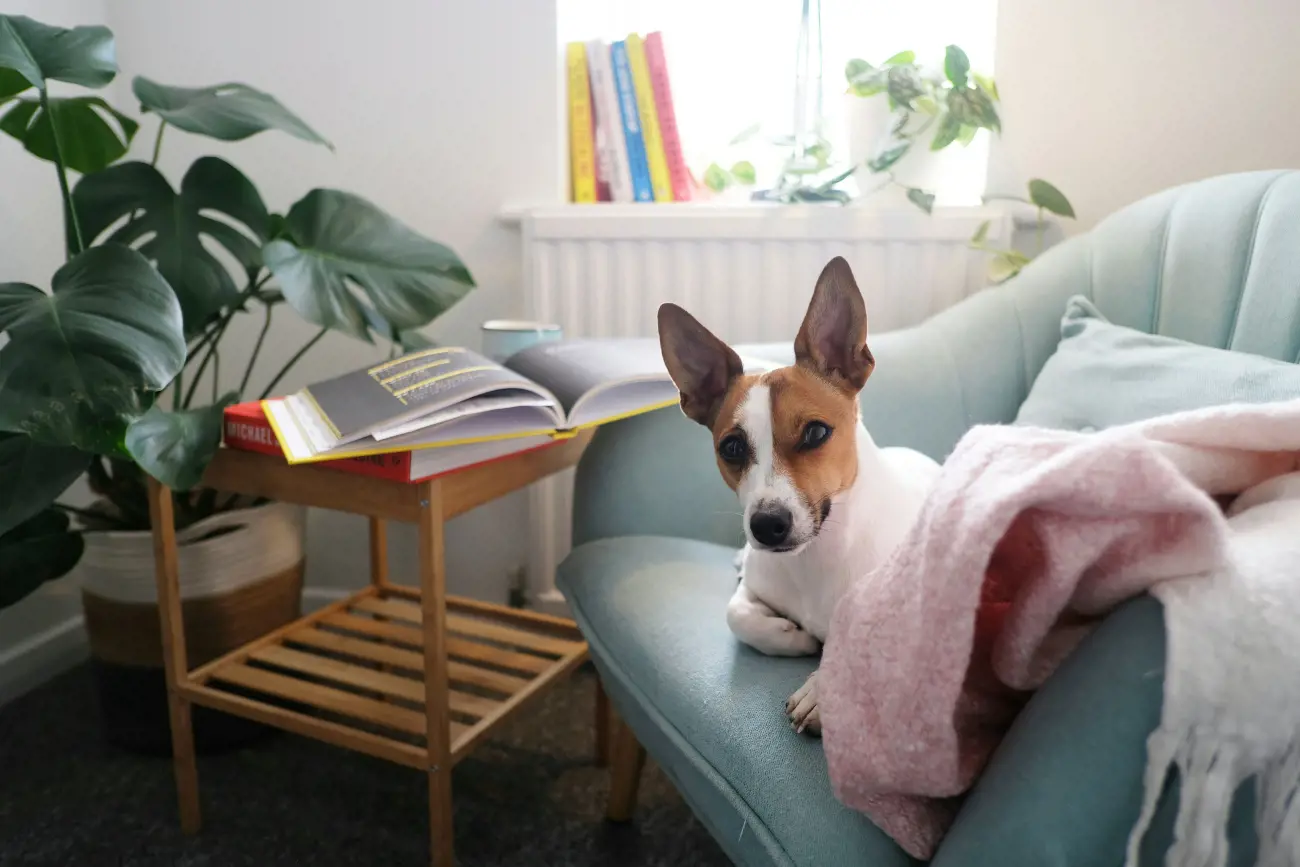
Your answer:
566;42;598;203
625;34;673;202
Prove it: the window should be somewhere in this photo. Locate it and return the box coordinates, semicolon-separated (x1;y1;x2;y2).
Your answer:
558;0;998;205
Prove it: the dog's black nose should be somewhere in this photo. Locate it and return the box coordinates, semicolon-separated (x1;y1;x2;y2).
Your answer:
750;507;793;548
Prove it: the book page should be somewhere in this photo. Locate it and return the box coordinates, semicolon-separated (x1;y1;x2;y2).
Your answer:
371;393;554;441
505;337;783;428
503;338;670;416
303;346;559;443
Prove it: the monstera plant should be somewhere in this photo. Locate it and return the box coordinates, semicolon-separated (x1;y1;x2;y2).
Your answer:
0;15;474;610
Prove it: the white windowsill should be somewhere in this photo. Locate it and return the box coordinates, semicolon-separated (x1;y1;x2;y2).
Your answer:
497;200;1028;242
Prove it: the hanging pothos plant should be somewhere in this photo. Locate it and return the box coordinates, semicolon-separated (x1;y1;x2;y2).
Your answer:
0;14;475;610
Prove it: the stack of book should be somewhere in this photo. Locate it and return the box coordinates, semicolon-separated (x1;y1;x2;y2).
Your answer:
566;32;693;204
224;338;774;485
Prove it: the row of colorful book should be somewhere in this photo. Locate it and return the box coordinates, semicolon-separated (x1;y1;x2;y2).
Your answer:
566;32;695;203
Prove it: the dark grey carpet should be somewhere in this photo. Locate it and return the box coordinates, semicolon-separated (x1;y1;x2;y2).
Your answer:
0;663;730;867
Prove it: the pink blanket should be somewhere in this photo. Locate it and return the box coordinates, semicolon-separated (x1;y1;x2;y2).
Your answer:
819;398;1300;860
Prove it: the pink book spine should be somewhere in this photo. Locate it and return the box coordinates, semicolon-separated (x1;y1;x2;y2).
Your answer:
644;32;691;202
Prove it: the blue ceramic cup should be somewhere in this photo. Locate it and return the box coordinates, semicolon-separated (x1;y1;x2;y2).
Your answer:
481;319;564;363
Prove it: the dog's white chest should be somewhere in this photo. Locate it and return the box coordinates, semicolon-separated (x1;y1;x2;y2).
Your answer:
743;549;851;641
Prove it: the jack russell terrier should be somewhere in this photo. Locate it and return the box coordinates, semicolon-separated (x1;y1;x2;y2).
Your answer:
657;256;940;736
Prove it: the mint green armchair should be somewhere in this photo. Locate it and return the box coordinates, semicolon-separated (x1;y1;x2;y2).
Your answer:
558;171;1300;866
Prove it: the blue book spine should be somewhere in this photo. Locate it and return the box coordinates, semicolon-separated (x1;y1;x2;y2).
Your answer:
610;40;654;202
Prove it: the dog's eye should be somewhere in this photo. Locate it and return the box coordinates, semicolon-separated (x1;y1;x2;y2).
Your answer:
718;433;748;464
799;421;832;450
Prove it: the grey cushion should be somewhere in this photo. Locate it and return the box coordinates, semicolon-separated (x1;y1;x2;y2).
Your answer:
1015;295;1300;431
557;535;912;867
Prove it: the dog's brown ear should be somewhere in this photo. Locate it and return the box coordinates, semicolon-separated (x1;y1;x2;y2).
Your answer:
658;303;743;427
794;256;874;392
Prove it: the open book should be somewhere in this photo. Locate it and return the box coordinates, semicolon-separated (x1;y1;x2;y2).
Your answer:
263;338;774;464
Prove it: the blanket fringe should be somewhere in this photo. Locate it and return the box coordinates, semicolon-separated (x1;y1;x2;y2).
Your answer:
1127;728;1300;867
1256;736;1300;867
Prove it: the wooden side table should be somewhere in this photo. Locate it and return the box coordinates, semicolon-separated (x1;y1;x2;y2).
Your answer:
146;431;606;866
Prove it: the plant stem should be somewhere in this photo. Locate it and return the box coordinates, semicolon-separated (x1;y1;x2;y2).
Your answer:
240;303;275;396
1036;205;1044;254
181;272;271;408
42;89;84;256
260;327;328;400
210;347;220;402
151;121;166;167
183;321;229;407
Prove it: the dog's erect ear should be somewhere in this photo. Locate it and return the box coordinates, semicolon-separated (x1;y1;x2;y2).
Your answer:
658;303;744;428
794;256;875;391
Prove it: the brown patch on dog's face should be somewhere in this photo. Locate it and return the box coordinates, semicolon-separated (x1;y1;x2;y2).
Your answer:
706;364;860;545
764;366;861;515
708;373;759;492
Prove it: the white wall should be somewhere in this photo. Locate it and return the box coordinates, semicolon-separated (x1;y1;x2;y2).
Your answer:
1;0;563;695
990;0;1300;231
107;0;562;601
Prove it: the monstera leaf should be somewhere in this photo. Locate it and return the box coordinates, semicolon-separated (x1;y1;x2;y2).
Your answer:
263;189;475;342
0;433;89;537
125;394;236;490
0;245;185;454
0;509;84;609
133;76;330;147
0;95;137;173
0;67;29;99
360;305;440;351
0;15;116;90
73;157;269;334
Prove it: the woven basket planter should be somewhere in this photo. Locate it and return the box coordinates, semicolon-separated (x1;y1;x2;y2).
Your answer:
77;501;307;755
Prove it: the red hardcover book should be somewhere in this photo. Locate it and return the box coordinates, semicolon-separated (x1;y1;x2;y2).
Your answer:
644;32;692;202
221;402;559;484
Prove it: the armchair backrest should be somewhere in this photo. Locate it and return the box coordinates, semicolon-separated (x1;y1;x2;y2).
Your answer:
571;170;1300;550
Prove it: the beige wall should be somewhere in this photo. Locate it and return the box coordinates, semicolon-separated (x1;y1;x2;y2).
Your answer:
990;0;1300;231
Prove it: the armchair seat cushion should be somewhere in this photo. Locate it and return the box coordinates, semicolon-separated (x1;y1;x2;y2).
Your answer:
556;535;911;867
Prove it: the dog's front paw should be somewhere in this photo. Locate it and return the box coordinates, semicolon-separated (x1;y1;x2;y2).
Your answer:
786;671;822;737
767;619;821;656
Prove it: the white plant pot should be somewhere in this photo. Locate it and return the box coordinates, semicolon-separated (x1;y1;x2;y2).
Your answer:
79;500;306;605
843;92;976;206
77;500;307;755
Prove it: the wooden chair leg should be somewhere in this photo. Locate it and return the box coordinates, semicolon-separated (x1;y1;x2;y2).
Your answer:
418;482;455;867
147;477;202;834
594;677;611;768
606;716;647;822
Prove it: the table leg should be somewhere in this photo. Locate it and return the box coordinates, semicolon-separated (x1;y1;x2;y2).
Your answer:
147;477;202;834
369;517;393;692
594;677;610;767
368;517;389;588
607;715;647;823
418;480;454;866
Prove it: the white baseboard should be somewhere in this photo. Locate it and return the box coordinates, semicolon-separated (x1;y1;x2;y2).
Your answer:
0;615;88;709
531;588;572;619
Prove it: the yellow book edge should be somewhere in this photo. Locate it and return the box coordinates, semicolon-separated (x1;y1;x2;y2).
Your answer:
257;397;680;466
566;41;598;204
625;33;673;202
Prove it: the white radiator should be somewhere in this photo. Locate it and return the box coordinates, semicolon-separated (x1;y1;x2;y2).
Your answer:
506;203;1013;611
